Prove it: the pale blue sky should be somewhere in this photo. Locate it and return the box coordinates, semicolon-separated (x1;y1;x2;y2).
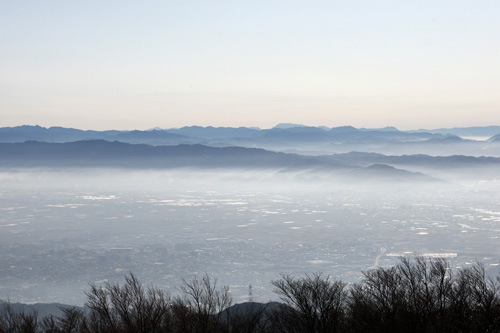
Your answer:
1;1;499;130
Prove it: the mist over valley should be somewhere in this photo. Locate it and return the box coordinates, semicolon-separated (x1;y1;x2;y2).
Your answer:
1;125;500;306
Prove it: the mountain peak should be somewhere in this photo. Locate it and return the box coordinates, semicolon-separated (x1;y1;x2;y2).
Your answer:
273;123;307;129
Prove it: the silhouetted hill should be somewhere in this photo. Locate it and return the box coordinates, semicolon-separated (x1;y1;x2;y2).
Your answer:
423;135;465;144
327;151;500;168
0;298;280;323
218;301;284;323
488;133;500;142
0;299;82;319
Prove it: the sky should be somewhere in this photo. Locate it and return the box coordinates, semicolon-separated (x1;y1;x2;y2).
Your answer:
1;1;499;130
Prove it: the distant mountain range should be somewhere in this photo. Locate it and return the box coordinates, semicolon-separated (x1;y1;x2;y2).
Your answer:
1;124;485;146
4;125;500;158
0;140;439;182
415;125;500;138
2;125;500;181
0;140;321;169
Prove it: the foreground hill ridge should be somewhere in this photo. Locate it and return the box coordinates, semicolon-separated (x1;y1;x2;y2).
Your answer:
2;257;500;332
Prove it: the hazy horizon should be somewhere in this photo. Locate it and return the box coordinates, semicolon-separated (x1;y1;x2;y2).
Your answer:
2;1;499;130
3;123;500;132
